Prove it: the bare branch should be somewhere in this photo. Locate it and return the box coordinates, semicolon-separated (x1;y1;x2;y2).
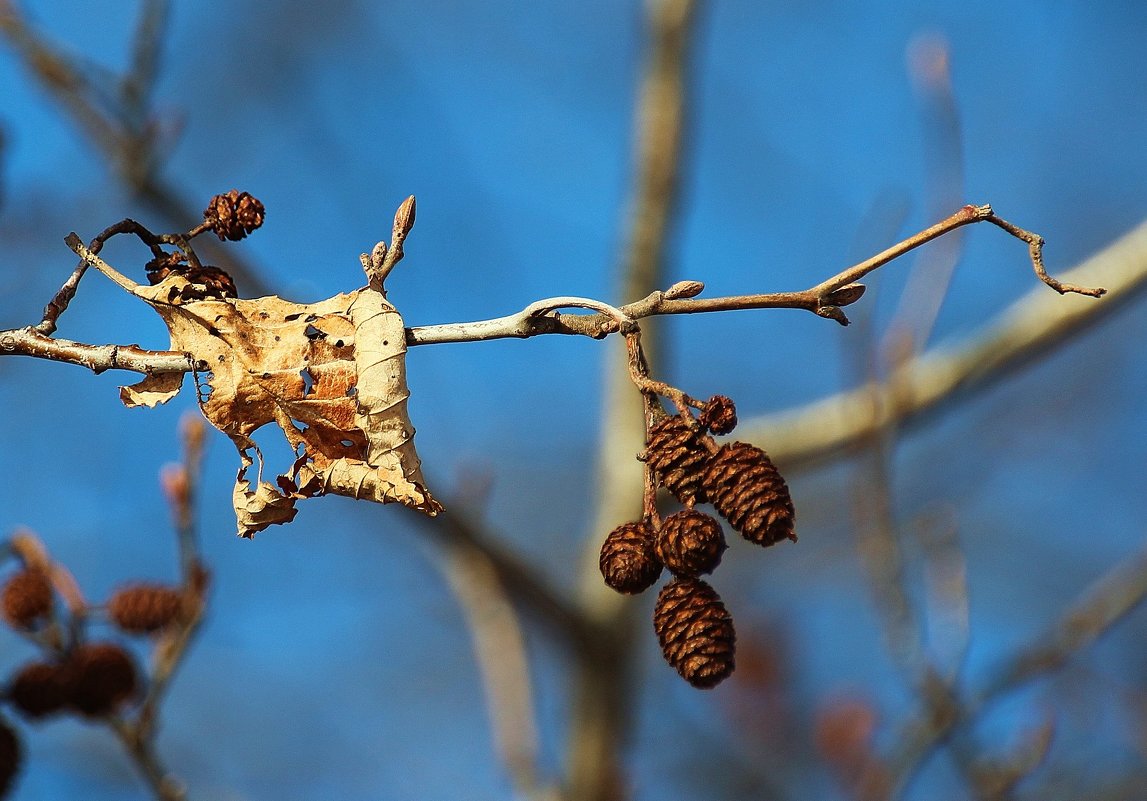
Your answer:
0;200;1102;382
0;4;273;297
407;205;1101;345
0;326;197;374
744;217;1147;469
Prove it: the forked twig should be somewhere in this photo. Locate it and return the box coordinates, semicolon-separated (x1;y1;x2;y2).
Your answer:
0;204;1105;379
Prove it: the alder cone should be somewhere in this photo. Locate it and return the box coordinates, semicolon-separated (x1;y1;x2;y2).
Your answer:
182;265;238;300
145;251;187;285
702;441;796;547
108;583;183;634
699;395;738;435
7;662;69;720
0;716;20;799
641;414;711;507
600;521;662;594
66;643;138;718
1;569;53;629
653;577;735;688
204;189;265;241
656;510;726;577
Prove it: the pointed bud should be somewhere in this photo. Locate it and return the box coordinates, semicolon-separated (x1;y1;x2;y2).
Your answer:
664;280;704;299
393;195;417;239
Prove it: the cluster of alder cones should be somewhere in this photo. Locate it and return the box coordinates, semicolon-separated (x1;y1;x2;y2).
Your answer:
599;394;795;688
0;561;199;797
142;188;263;299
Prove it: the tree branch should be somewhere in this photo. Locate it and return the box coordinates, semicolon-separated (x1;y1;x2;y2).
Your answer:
0;326;198;374
742;216;1147;470
0;205;1104;379
0;2;273;298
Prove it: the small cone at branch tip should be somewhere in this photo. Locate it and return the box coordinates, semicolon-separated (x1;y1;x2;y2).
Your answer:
641;414;712;507
699;394;737;435
0;716;20;799
653;577;736;688
107;583;184;634
203;189;265;242
144;251;187;285
186;265;238;299
656;510;726;577
599;520;662;594
145;254;237;299
7;662;69;720
65;643;138;718
1;569;53;629
702;441;796;547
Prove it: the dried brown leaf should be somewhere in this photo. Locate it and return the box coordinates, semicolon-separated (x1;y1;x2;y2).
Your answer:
91;258;442;537
234;474;298;536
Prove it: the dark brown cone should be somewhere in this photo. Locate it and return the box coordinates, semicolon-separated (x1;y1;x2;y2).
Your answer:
699;395;738;435
65;643;138;718
656;510;726;577
1;570;53;629
146;253;237;299
599;521;662;594
0;716;20;798
145;251;188;285
204;189;265;241
108;584;183;634
641;414;712;507
7;662;69;719
653;577;735;688
702;441;796;547
182;265;237;299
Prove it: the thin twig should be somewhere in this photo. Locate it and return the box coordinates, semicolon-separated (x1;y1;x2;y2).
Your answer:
38;217;205;335
107;717;186;801
0;4;272;297
0;203;1104;378
0;326;198;374
742;216;1147;469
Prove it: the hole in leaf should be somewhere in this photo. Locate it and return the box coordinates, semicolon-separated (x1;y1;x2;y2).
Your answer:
304;324;325;341
301;369;315;396
346;384;357;397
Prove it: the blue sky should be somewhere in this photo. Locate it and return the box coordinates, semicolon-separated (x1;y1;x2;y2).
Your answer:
2;2;1147;799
